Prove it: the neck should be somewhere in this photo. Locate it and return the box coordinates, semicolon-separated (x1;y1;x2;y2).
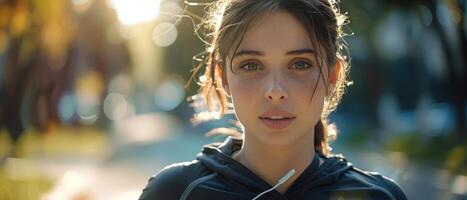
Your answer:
232;133;316;194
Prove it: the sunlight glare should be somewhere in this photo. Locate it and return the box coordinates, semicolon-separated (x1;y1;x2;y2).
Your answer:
108;0;161;26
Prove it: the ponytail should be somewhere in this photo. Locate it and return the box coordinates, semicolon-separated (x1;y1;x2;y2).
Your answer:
314;119;335;157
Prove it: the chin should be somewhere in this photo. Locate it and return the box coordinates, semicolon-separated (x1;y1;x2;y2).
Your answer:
252;128;310;147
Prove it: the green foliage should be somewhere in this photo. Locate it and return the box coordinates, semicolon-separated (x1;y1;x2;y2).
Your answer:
387;132;467;175
344;128;374;148
0;168;53;200
386;132;423;155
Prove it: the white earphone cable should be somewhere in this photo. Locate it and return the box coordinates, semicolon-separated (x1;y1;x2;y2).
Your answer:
252;169;296;200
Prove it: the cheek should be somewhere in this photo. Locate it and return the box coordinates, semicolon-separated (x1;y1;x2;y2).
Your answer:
230;94;253;128
289;73;327;120
289;72;323;102
227;76;263;125
229;78;259;104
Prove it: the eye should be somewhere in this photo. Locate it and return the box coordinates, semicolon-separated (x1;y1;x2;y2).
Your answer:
240;62;263;71
290;60;312;70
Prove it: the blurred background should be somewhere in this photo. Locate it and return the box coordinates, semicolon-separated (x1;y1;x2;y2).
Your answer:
0;0;466;199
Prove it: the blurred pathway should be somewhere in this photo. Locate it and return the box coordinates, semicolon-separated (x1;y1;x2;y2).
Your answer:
2;128;465;200
333;145;466;200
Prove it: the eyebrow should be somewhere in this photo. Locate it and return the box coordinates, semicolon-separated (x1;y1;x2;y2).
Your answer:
232;48;316;59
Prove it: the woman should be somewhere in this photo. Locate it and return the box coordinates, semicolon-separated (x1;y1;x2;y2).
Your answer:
139;0;407;199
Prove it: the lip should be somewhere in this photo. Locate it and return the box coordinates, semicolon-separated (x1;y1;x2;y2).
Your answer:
260;118;295;129
259;109;295;119
259;109;296;130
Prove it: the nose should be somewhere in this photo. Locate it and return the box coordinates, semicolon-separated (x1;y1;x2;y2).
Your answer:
264;76;288;102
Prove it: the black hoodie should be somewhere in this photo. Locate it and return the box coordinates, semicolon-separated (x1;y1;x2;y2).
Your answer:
139;136;407;200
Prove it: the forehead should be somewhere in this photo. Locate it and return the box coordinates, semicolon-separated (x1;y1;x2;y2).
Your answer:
236;10;314;52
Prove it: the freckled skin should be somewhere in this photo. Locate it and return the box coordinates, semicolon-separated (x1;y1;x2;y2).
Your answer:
224;11;336;146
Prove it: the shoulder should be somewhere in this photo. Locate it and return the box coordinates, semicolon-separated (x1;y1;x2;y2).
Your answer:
345;166;408;200
322;154;407;200
138;160;208;200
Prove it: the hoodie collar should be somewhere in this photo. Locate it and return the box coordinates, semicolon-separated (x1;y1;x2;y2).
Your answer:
197;136;269;191
197;136;352;195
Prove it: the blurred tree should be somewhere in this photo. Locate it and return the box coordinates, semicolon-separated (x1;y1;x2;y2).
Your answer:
415;0;466;138
342;0;466;138
0;0;131;158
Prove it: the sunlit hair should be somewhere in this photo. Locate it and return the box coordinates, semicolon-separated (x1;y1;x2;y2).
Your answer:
185;0;352;156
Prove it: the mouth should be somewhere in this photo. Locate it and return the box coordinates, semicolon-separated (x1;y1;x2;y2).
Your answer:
258;108;296;130
259;116;296;120
259;117;296;130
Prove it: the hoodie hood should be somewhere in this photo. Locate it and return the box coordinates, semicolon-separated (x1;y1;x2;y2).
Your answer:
139;136;407;200
196;136;353;195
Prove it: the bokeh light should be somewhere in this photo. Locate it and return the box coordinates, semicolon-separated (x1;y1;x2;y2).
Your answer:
417;5;433;26
103;92;132;121
436;2;454;28
155;75;185;111
152;22;178;47
58;93;76;123
373;11;408;61
108;0;161;26
76;94;100;124
75;71;104;124
451;175;467;195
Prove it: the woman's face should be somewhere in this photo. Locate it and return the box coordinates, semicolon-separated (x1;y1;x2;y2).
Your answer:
224;10;336;146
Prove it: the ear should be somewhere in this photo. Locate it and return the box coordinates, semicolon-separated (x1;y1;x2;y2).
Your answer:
327;59;342;97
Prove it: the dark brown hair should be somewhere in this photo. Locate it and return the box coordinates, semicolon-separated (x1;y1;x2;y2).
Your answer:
186;0;351;156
